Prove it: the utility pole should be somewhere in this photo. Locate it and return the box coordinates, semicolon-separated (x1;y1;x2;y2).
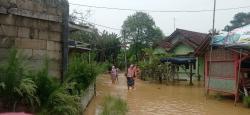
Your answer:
123;31;128;71
174;17;176;31
212;0;216;36
207;0;216;95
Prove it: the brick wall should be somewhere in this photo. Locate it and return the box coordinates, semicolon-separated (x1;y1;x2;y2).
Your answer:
0;0;68;77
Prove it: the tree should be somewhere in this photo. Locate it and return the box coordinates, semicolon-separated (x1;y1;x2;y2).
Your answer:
224;12;250;31
151;27;164;48
95;31;121;64
121;12;164;62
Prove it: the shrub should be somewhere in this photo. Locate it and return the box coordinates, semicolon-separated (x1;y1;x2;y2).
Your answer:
0;48;39;111
0;49;82;114
38;87;81;115
101;96;128;115
29;59;60;111
28;59;82;115
66;54;101;94
243;96;250;108
98;61;112;73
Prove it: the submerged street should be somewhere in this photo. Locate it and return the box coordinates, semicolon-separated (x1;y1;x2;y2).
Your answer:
84;74;250;115
1;0;250;114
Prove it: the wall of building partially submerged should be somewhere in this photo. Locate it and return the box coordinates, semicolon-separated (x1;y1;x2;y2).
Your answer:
205;48;237;93
0;0;68;77
170;43;204;80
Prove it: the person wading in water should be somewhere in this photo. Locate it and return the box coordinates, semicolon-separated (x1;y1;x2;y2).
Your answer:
110;65;118;84
127;64;135;90
116;67;119;83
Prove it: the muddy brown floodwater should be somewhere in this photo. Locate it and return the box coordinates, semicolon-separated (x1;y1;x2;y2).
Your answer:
84;74;250;115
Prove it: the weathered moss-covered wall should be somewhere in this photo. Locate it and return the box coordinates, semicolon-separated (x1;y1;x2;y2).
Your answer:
0;0;68;77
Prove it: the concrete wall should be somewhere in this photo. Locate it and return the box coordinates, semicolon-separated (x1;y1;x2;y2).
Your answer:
0;0;68;77
81;82;95;111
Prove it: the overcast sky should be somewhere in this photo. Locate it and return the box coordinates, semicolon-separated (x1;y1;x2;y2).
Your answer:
68;0;250;36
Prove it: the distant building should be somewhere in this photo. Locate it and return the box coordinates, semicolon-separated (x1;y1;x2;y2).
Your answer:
160;29;208;80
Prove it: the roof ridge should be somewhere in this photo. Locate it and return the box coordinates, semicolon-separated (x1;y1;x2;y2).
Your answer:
176;28;208;35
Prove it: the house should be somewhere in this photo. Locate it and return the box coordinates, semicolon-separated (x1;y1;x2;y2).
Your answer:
204;47;250;103
160;29;208;81
201;25;250;104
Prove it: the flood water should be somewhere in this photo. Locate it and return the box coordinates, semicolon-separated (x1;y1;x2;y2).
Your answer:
84;74;250;115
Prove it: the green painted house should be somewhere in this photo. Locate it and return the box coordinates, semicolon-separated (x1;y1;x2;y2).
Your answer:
160;29;208;80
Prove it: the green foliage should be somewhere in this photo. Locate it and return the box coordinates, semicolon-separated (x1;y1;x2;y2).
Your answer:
95;31;121;63
224;12;250;31
0;48;39;111
97;61;113;73
39;87;81;115
70;24;99;43
66;54;101;95
243;96;250;108
29;59;60;111
116;53;126;70
29;59;82;115
152;27;165;48
101;96;128;115
138;48;173;82
37;53;107;115
70;13;122;68
70;24;121;64
122;12;164;62
141;48;173;65
0;49;83;114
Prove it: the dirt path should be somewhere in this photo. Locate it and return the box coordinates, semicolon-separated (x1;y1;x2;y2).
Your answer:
84;74;250;115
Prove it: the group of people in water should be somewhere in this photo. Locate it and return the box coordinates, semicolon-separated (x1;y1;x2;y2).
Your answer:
109;64;141;90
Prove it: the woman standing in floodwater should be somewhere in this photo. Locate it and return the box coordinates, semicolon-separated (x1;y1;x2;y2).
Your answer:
110;65;117;84
127;64;135;90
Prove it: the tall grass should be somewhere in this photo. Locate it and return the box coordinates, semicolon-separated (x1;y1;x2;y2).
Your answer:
101;96;128;115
